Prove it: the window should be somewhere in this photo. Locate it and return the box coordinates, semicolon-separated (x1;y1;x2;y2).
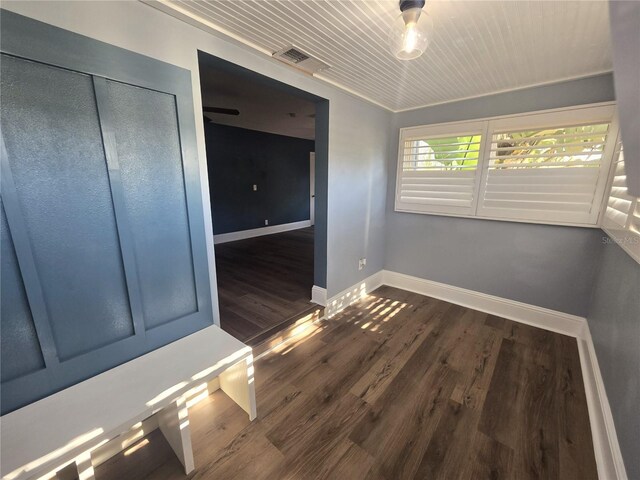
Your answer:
396;121;485;216
395;104;618;226
602;140;640;262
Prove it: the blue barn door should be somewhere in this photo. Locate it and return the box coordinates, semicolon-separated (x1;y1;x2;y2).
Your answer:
0;11;213;414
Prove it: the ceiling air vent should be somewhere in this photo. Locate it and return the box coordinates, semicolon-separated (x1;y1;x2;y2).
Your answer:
272;45;329;75
281;47;309;64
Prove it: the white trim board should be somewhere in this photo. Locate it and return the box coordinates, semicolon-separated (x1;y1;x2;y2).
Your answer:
321;269;626;480
381;270;586;339
213;220;311;244
311;285;327;306
579;333;629;480
322;269;585;338
324;271;385;318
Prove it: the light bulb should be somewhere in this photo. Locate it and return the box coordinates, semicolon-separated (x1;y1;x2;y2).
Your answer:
389;7;433;60
403;23;418;53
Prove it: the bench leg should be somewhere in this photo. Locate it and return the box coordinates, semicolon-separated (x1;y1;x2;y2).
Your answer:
219;355;257;420
75;452;95;480
40;452;94;480
157;397;194;474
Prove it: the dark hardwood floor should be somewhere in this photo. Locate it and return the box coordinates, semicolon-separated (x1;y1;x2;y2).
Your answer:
214;227;314;343
97;286;598;480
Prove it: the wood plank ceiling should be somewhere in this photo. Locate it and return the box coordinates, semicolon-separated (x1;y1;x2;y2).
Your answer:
155;0;612;112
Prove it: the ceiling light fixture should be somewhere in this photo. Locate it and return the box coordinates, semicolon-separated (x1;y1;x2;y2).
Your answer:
389;0;433;60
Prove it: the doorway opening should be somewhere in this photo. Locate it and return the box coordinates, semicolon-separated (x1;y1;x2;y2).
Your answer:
198;51;328;345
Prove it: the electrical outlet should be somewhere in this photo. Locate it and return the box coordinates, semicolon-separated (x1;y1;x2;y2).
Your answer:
358;258;366;271
265;219;269;226
252;184;258;191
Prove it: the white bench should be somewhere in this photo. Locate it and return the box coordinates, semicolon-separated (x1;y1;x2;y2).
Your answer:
0;326;256;480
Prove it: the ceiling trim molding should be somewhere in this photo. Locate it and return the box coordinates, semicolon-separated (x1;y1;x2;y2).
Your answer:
143;0;272;56
392;70;615;114
142;0;395;112
143;0;612;115
313;72;393;111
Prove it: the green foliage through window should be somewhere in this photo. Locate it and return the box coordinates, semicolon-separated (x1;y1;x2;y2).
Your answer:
491;123;609;169
403;134;482;171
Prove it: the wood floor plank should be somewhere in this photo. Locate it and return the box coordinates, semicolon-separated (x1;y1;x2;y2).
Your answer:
462;431;514;480
96;286;598;480
265;339;385;454
479;340;541;448
349;297;447;404
216;227;314;343
414;400;480;479
352;363;458;479
516;353;559;480
275;393;371;479
349;305;469;478
449;323;503;411
254;326;328;390
285;437;355;480
215;308;263;341
190;423;285;480
479;337;563;479
289;334;387;398
503;319;557;355
485;313;507;331
319;439;376;480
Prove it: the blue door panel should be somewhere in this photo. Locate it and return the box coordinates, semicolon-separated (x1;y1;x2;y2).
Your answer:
106;80;198;329
1;55;136;361
0;10;214;415
0;200;45;383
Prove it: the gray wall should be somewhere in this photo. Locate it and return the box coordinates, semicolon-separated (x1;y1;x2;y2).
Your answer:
587;239;640;479
386;74;615;316
328;95;390;295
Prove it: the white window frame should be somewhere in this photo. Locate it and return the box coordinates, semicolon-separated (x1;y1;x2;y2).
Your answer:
395;120;487;216
395;102;618;228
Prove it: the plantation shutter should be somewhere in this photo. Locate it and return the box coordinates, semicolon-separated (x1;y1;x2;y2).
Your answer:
395;121;485;216
602;139;640;263
631;202;640;236
603;141;635;230
477;107;617;225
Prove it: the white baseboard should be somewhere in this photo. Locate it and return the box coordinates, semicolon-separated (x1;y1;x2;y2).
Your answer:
322;269;625;479
214;220;311;244
311;285;327;306
381;270;586;339
579;333;628;480
325;271;384;318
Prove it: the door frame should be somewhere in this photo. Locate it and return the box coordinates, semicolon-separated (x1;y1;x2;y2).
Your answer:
310;151;316;226
196;51;329;297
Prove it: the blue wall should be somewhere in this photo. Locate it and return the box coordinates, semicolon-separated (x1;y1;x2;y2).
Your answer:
587;240;640;479
314;100;329;288
386;74;615;316
205;123;314;235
